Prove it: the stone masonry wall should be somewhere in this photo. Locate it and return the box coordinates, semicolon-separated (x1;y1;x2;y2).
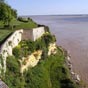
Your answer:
22;27;45;41
32;27;45;41
0;29;23;74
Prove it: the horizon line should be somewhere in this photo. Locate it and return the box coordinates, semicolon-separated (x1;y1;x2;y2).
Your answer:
19;14;88;17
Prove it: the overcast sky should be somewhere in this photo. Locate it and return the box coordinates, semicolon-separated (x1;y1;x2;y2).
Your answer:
7;0;88;16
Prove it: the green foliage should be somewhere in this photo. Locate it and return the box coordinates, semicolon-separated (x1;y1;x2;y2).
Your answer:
0;2;17;26
23;48;78;88
3;56;26;88
11;9;17;18
17;17;29;23
6;56;20;73
13;46;22;58
3;48;79;88
42;33;56;46
0;0;4;3
0;30;13;44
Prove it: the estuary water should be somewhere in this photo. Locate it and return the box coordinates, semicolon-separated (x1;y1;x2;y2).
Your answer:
31;15;88;85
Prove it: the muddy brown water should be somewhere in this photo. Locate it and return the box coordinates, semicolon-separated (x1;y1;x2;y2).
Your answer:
31;15;88;86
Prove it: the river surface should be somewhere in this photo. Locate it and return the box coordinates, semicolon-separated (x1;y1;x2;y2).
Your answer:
31;15;88;85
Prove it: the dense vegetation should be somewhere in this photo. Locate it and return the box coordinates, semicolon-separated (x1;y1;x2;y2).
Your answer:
0;0;17;26
3;47;78;88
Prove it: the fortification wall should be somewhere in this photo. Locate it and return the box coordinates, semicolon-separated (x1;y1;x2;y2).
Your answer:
0;29;23;74
22;27;45;41
22;29;33;41
33;27;45;41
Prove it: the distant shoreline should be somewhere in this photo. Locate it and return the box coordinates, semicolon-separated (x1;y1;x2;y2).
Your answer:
20;14;88;17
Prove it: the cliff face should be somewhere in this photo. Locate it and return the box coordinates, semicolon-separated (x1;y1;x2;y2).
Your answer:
48;43;57;56
19;43;57;74
19;50;43;74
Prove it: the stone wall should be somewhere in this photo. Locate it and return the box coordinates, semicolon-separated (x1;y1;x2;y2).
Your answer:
32;27;45;41
0;29;23;74
22;27;45;41
22;29;33;41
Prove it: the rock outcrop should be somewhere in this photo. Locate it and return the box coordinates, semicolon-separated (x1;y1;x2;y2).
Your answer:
48;43;57;56
19;42;57;75
19;50;42;74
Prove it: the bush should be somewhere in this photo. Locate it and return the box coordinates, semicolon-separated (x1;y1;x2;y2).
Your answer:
17;17;28;22
60;79;76;88
42;33;56;46
13;46;22;58
6;56;20;73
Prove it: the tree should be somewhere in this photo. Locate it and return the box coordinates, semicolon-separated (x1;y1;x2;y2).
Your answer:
0;1;17;26
0;0;4;3
11;9;17;18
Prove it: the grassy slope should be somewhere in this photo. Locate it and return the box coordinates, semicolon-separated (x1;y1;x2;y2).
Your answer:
0;30;13;43
0;19;37;43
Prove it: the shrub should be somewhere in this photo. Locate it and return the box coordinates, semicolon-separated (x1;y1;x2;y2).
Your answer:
13;46;22;58
42;33;56;47
17;17;28;22
6;56;20;73
60;79;76;88
44;26;50;33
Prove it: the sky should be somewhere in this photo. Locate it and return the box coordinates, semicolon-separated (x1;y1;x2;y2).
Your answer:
7;0;88;16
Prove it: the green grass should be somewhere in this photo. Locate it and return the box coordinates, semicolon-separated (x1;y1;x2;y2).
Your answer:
0;29;13;43
10;19;37;29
